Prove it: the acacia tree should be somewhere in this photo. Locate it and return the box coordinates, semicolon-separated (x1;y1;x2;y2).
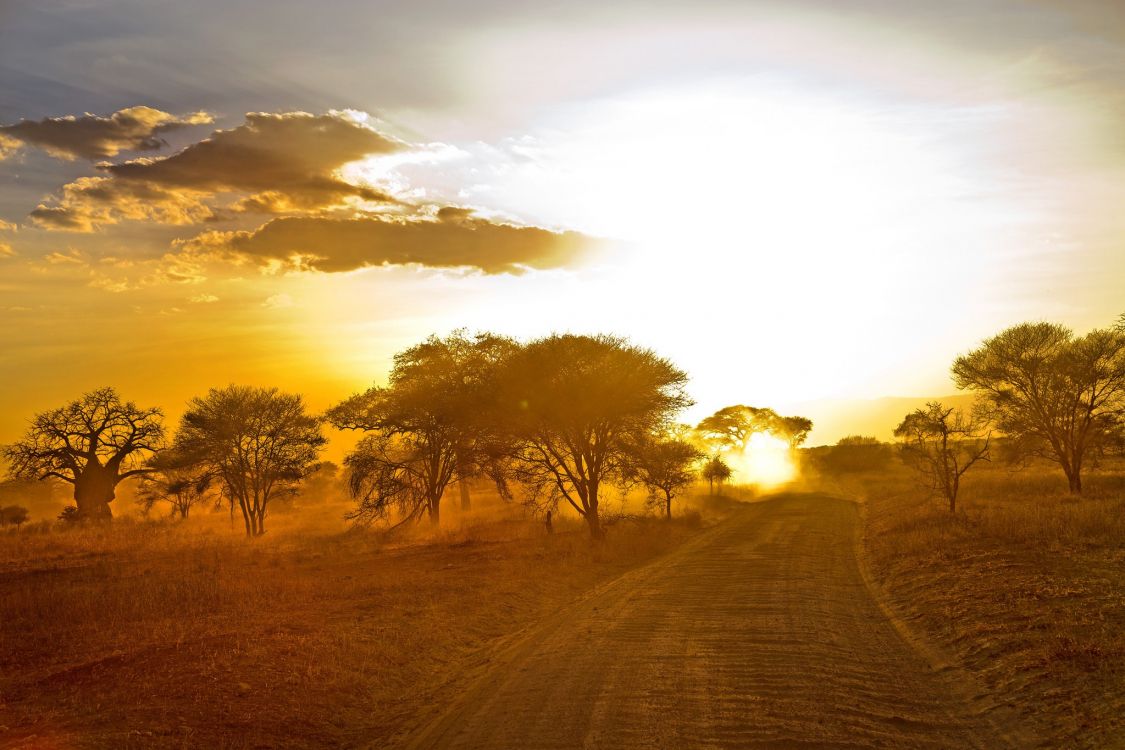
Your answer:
174;385;325;536
695;405;779;453
3;387;164;520
500;334;691;540
701;455;732;495
894;402;991;513
776;415;814;449
328;331;516;526
952;322;1125;494
623;436;703;519
136;450;214;519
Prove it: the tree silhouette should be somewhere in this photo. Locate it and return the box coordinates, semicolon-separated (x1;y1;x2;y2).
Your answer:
328;331;516;526
894;402;990;513
953;321;1125;494
500;334;691;540
696;405;780;453
3;387;164;521
776;415;814;448
623;436;703;519
136;449;214;519
174;385;325;536
701;455;732;495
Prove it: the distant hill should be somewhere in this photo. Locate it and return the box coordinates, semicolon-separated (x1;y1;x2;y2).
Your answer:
792;394;978;447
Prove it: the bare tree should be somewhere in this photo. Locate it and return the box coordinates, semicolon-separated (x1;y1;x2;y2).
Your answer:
136;450;214;520
500;334;691;540
894;402;991;513
3;387;164;520
174;385;325;537
953;321;1125;494
701;455;732;495
328;331;516;527
623;436;703;519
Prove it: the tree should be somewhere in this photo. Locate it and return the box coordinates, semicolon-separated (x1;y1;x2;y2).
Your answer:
695;405;779;453
952;322;1125;494
894;402;991;513
701;455;732;495
0;505;29;527
623;436;703;519
3;387;164;521
136;450;214;520
328;331;516;526
775;415;814;449
815;435;892;474
174;386;325;536
500;334;691;540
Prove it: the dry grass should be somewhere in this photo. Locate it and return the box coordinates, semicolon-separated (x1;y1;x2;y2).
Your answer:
820;460;1125;748
0;495;712;749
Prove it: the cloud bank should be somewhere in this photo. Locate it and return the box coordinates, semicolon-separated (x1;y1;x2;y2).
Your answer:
0;106;212;161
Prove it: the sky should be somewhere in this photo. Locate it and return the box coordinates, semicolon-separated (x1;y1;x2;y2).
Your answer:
1;0;1123;447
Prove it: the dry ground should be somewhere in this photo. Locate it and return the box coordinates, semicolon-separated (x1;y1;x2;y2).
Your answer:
0;498;706;749
821;461;1125;748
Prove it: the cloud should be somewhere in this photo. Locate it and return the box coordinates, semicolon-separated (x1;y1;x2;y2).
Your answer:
0;219;18;232
177;209;597;274
0;106;212;161
0;243;14;258
189;293;219;303
31;111;404;231
262;293;294;309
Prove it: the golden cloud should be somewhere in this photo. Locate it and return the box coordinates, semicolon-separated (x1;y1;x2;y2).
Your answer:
0;106;212;161
31;111;403;232
177;211;596;274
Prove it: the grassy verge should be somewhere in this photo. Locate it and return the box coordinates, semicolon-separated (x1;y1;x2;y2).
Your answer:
825;461;1125;748
0;499;709;749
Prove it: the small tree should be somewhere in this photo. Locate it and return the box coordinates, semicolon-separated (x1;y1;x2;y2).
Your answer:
695;405;779;453
175;386;325;537
0;505;30;527
894;402;991;513
136;451;213;520
953;321;1125;494
3;387;164;520
701;455;732;495
776;415;814;449
623;437;703;519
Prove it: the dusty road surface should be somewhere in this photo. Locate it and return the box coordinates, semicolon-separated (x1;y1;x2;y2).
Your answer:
402;493;1020;749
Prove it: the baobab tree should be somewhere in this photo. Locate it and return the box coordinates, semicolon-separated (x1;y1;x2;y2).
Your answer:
953;321;1125;494
3;387;164;520
174;385;325;536
894;402;991;513
501;334;691;540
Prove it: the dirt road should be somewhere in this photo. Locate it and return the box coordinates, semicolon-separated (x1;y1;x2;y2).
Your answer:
402;493;1018;749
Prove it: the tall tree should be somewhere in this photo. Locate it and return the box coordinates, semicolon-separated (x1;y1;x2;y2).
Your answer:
894;402;991;513
174;385;325;536
623;436;703;519
3;387;164;520
952;322;1125;494
328;331;516;526
500;334;691;540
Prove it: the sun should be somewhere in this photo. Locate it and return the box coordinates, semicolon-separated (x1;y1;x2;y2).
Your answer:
729;432;798;489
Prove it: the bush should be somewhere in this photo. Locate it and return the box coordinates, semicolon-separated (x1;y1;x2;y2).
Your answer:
812;436;894;474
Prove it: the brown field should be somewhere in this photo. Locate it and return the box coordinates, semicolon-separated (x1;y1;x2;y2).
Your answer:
817;459;1125;748
0;496;712;749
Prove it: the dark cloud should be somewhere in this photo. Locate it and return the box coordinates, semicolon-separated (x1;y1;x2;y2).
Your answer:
31;111;404;231
178;210;597;274
0;106;212;161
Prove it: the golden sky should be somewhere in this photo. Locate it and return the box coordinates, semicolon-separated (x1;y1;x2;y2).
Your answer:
1;0;1123;446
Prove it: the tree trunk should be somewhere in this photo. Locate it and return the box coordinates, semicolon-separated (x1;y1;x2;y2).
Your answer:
459;479;471;511
429;496;441;526
73;469;115;521
665;492;673;520
586;506;604;540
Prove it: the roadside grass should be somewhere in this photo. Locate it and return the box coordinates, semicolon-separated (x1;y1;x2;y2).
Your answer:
821;459;1125;748
0;495;714;749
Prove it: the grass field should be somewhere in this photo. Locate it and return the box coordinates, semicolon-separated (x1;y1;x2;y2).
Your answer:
0;496;712;749
819;459;1125;748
